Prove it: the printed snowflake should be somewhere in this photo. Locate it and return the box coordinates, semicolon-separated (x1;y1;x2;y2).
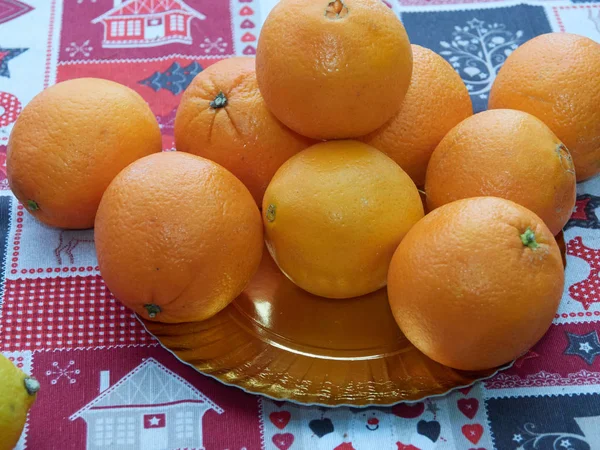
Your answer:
46;360;80;385
199;37;228;55
65;40;92;58
439;18;524;99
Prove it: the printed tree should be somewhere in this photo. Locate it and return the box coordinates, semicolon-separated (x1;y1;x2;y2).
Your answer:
139;61;203;95
439;18;523;99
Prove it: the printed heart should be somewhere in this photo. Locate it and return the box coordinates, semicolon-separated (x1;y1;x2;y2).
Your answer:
417;420;441;443
334;443;356;450
243;45;256;55
309;418;334;438
239;0;253;2
468;448;486;450
272;400;286;408
457;398;479;419
272;433;294;450
396;443;421;450
241;32;257;42
392;402;425;419
240;19;255;28
239;6;254;15
462;424;484;444
270;411;291;430
463;66;481;77
458;386;473;396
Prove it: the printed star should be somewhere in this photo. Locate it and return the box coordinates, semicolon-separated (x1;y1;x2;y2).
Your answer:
580;342;593;353
426;402;440;415
560;439;571;448
0;47;27;78
565;194;600;230
564;331;600;365
467;18;485;29
512;433;523;443
148;416;161;426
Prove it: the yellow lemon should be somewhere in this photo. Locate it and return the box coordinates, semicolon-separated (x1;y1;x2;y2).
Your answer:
0;353;39;450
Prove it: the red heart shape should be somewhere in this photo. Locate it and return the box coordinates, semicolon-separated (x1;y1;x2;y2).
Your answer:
392;402;425;419
243;45;256;55
334;444;356;450
459;386;473;396
239;5;254;15
241;19;255;28
462;424;483;444
468;448;486;450
272;433;294;450
272;400;286;408
397;443;421;450
457;398;479;419
270;411;291;430
241;32;256;42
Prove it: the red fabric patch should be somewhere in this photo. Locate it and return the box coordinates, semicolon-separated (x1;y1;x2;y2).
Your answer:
0;275;153;351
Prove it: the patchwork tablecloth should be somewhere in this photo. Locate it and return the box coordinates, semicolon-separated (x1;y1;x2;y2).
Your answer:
1;0;599;449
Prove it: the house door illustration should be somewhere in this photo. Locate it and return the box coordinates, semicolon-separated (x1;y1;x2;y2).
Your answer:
140;414;168;449
145;17;164;40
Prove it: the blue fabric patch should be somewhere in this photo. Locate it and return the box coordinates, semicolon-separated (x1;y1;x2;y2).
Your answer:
486;393;600;450
402;5;552;112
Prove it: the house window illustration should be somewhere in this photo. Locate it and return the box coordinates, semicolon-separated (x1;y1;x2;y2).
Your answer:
169;14;185;32
70;359;223;450
92;0;206;49
175;410;195;439
126;20;142;37
110;20;125;37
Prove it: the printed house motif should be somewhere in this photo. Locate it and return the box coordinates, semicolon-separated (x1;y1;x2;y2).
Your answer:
70;358;223;450
91;0;206;48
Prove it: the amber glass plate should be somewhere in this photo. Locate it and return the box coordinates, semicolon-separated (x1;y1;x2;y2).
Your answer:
142;232;566;406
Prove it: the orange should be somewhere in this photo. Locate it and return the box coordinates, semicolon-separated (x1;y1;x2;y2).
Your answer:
489;33;600;181
95;152;263;323
256;0;413;140
360;44;472;187
262;140;424;299
7;78;162;229
388;197;564;371
174;57;314;206
425;109;576;235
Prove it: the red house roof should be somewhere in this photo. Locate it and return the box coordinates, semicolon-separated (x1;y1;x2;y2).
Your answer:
92;0;206;23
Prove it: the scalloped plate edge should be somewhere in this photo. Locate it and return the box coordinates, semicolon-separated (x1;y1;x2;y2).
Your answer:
136;314;516;408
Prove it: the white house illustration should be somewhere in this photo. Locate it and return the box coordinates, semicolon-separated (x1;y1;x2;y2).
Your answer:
70;358;223;450
91;0;206;48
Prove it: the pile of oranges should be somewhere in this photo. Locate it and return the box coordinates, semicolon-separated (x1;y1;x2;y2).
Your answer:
7;0;600;373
